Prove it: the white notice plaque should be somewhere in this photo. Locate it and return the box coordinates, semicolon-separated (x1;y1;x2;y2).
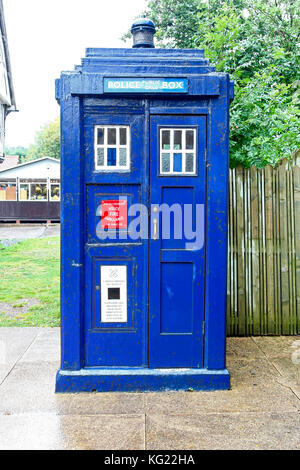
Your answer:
100;265;127;323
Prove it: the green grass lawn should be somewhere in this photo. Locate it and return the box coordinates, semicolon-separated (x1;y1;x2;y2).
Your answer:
0;237;60;327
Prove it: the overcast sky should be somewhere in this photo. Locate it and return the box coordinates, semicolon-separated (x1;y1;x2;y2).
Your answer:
3;0;147;148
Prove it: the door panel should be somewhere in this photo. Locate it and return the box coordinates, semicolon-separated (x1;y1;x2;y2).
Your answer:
160;186;195;249
86;184;141;244
149;115;206;368
160;262;194;334
84;111;148;367
84;245;146;367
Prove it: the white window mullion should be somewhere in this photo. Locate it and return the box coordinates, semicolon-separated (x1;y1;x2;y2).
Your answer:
159;127;197;176
116;127;120;167
104;127;108;168
47;177;50;201
171;129;174;173
94;125;130;171
160;129;163;173
182;130;186;174
193;129;197;174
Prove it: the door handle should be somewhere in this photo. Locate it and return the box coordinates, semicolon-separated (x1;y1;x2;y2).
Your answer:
153;218;158;241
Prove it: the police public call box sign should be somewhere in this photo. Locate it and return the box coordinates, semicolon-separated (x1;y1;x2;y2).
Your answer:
104;78;188;93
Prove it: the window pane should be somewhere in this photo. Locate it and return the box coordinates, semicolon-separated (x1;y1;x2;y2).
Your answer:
162;130;170;150
97;128;104;145
30;183;47;201
51;184;60;200
120;128;127;145
107;128;116;145
97;148;104;166
185;153;194;173
0;183;17;201
161;153;170;172
20;184;29;200
119;148;127;166
186;130;194;150
95;125;130;171
174;130;182;150
107;148;117;166
173;153;182;172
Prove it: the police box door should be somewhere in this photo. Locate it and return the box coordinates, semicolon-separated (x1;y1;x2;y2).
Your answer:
149;115;206;368
84;110;148;368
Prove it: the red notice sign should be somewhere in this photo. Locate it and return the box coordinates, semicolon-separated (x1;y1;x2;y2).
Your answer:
101;200;128;229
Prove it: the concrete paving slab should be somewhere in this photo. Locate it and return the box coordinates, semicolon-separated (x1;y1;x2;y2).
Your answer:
271;357;300;388
146;412;300;450
227;357;280;387
2;360;298;417
252;336;300;359
0;362;67;415
0;414;145;450
144;384;300;415
0;328;39;383
290;385;300;400
226;337;264;358
20;328;60;363
68;392;147;416
0;329;299;449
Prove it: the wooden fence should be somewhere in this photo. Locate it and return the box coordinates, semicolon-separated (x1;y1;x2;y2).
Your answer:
227;153;300;335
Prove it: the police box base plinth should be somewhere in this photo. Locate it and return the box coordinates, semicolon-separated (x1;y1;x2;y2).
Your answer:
55;368;230;393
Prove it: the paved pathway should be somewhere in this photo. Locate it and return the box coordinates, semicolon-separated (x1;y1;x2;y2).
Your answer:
0;328;299;450
0;224;59;240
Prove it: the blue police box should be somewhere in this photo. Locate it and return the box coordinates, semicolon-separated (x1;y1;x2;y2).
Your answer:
55;18;234;392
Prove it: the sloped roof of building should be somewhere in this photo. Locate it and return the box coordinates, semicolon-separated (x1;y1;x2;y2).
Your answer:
0;156;60;179
0;154;18;170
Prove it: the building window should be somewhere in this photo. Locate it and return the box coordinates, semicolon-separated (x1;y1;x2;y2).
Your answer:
160;128;197;176
30;183;47;201
50;180;60;201
0;179;60;202
94;126;130;171
18;180;48;201
0;181;17;200
19;183;29;200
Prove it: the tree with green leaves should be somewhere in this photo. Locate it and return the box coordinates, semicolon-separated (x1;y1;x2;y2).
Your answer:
27;117;60;161
137;0;300;168
5;146;28;162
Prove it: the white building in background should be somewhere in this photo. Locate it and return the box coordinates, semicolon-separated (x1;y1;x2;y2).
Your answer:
0;156;60;180
0;157;60;222
0;0;16;162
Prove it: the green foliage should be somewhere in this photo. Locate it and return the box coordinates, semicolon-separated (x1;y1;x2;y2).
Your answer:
141;0;300;168
145;0;201;48
4;146;28;162
230;72;300;167
27;117;60;161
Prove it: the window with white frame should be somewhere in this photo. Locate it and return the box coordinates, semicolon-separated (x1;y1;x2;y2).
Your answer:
50;180;60;201
0;181;17;200
18;180;48;201
160;128;197;175
94;126;130;171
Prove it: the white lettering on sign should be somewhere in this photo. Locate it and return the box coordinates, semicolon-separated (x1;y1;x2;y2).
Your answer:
100;265;127;323
104;78;187;93
107;81;184;90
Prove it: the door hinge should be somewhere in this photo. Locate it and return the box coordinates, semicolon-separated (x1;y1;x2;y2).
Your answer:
202;320;206;336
